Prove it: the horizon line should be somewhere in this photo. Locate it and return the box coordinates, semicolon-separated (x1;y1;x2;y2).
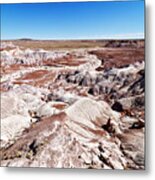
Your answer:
1;38;145;41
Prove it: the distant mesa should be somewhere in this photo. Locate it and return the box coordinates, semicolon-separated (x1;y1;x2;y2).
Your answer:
18;38;34;41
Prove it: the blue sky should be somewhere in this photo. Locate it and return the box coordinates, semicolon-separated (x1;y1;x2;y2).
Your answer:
1;1;145;40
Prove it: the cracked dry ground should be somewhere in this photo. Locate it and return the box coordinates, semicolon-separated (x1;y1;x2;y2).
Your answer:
0;41;145;169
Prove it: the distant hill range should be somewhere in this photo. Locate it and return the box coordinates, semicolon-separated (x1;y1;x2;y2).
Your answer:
18;38;34;41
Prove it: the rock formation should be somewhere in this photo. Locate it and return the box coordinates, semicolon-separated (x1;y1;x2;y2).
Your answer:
0;40;145;169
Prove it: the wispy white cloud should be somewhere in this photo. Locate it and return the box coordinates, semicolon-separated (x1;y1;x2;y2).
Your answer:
102;33;144;39
68;33;144;40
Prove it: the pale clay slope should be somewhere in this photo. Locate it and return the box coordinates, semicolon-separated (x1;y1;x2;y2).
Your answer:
65;97;121;139
1;92;59;148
